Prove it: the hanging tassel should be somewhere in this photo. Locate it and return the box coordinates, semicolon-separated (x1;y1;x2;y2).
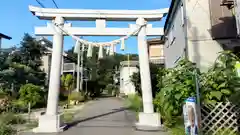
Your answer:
114;44;117;53
106;46;110;55
87;44;93;58
120;38;125;51
109;44;114;56
74;41;81;53
98;45;103;59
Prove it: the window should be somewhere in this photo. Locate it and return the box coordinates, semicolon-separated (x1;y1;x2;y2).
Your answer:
181;3;184;26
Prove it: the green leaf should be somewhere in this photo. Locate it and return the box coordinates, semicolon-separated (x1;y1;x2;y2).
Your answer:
221;89;231;95
217;82;227;90
210;91;223;101
213;84;218;89
203;99;217;106
174;93;182;100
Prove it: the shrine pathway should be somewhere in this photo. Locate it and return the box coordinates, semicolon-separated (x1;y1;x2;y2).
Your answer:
21;97;168;135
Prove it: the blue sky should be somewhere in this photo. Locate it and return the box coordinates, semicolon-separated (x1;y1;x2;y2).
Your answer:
0;0;170;54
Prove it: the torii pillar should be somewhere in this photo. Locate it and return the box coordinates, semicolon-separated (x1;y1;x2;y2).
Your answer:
135;17;161;130
33;16;66;133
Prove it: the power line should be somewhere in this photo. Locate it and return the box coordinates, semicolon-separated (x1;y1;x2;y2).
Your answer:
51;0;69;23
52;0;59;8
35;0;45;8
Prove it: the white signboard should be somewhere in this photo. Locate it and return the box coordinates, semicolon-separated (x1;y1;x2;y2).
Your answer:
183;97;199;135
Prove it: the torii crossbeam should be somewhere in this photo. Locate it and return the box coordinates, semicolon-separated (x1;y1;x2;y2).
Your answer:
29;5;168;133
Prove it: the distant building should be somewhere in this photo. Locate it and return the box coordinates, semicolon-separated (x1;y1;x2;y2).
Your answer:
37;37;89;86
147;38;164;65
163;0;240;71
119;61;139;95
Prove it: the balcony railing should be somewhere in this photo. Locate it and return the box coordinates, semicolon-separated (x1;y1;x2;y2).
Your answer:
63;63;76;72
149;56;165;64
62;62;87;73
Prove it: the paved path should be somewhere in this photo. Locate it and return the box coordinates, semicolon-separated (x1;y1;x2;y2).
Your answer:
21;97;168;135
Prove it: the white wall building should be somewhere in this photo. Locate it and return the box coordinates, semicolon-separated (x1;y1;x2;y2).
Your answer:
119;61;139;95
163;0;240;71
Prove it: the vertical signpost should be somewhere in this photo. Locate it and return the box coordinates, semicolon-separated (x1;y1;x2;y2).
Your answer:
183;66;201;135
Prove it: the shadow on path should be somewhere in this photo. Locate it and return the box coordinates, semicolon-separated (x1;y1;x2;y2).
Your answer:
65;107;129;130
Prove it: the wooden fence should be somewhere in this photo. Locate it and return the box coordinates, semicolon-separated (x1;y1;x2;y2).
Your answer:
201;102;240;135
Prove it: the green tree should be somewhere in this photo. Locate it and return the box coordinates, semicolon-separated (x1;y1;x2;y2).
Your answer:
0;34;47;93
18;83;43;108
15;34;46;86
61;74;75;105
130;63;161;98
66;45;139;97
61;74;75;92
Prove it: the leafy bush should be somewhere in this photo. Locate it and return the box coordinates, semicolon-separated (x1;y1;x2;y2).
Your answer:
0;113;25;135
214;128;240;135
61;74;75;91
126;94;143;112
0;113;26;125
169;117;185;135
153;51;240;128
105;84;115;95
18;83;43;108
68;92;85;102
85;80;104;98
200;51;240;106
154;59;197;127
0;123;16;135
9;100;28;113
105;84;118;96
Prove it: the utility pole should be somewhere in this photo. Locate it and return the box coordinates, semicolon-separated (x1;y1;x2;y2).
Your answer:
74;37;85;92
76;48;80;92
80;44;85;91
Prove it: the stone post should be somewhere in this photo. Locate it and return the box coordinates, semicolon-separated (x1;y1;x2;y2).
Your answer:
135;17;161;131
33;16;65;133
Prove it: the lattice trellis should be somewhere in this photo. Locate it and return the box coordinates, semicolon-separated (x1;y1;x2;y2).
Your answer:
201;102;240;135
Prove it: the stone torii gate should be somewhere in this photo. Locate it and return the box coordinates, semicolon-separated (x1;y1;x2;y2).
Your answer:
29;5;168;133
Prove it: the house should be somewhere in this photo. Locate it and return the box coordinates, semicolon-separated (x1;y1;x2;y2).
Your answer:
119;61;139;95
38;37;70;75
163;0;240;71
37;37;88;85
0;33;12;49
147;38;165;65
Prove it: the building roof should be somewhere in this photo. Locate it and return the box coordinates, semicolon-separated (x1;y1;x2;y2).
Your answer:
147;38;164;45
0;33;12;40
163;0;180;35
37;37;68;57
